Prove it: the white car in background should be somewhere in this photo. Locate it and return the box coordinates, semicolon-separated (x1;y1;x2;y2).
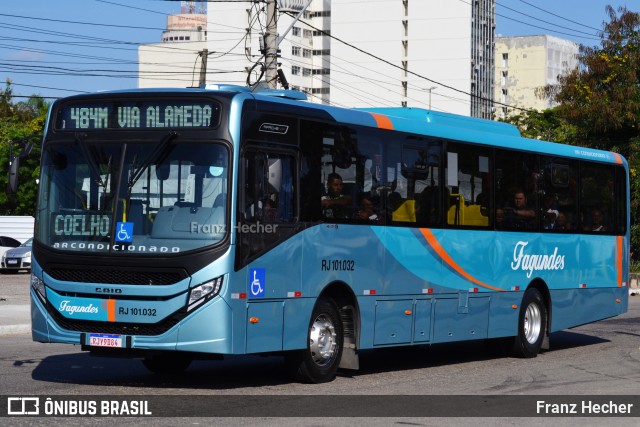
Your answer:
1;237;31;274
0;236;21;259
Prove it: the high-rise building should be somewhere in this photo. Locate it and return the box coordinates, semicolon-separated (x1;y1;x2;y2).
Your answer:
327;0;495;117
494;35;578;118
138;2;208;89
138;0;496;117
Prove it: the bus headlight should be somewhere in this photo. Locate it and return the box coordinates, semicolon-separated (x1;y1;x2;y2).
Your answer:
187;276;223;311
31;274;46;302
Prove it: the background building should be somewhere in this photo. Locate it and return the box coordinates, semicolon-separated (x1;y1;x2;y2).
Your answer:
494;35;578;118
138;2;208;89
139;0;496;117
329;0;494;117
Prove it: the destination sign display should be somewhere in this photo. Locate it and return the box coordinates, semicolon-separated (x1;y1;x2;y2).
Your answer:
53;212;111;237
54;99;221;130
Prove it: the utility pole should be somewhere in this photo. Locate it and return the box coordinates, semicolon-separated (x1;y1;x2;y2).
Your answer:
264;0;278;89
427;86;437;109
198;48;208;86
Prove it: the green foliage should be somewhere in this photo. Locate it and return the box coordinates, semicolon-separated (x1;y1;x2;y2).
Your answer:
0;80;48;215
499;108;579;144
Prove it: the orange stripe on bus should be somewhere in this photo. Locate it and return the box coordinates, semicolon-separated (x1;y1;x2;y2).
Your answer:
107;299;116;322
613;153;623;164
369;112;394;130
419;228;503;291
617;236;623;287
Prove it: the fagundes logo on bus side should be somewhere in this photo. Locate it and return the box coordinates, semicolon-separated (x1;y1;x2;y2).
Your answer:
511;241;565;278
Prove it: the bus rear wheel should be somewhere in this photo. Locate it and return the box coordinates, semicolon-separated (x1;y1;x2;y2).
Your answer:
285;298;344;383
142;352;192;374
511;288;547;358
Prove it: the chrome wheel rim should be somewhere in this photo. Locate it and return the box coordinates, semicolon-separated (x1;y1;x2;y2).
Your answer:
309;314;338;366
524;302;542;344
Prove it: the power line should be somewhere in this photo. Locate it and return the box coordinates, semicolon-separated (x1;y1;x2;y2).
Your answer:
284;11;534;113
517;0;602;32
495;1;599;40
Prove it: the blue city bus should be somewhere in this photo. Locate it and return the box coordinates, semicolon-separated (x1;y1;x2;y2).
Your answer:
28;85;629;383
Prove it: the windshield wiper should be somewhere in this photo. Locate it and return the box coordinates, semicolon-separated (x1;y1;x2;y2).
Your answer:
76;133;105;189
127;131;178;193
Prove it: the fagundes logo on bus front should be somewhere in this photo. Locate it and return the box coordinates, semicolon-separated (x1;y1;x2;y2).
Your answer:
511;241;565;278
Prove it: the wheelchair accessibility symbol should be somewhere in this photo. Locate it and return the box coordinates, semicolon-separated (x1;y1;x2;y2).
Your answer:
115;222;133;243
249;268;265;297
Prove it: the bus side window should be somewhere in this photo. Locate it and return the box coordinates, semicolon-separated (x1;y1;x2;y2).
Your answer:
446;143;491;228
242;150;296;224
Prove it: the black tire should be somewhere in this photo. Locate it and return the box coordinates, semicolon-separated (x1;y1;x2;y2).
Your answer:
141;353;192;374
511;288;547;358
285;298;344;383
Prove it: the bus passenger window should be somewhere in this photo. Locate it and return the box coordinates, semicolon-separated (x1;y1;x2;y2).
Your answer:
446;143;491;228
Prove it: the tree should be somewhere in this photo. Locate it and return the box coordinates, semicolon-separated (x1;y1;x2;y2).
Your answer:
498;108;578;144
539;6;640;256
0;80;47;216
540;6;640;154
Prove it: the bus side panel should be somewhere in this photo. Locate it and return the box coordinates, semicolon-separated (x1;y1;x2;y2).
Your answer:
31;288;56;343
299;224;385;351
173;297;234;354
237;232;305;352
301;224;385;292
282;298;316;351
432;296;490;343
547;233;628;331
550;287;627;331
356;295;377;349
246;301;284;353
487;291;523;338
577;235;620;290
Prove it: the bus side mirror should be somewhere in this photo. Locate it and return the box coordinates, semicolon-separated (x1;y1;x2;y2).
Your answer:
8;156;19;194
7;138;35;194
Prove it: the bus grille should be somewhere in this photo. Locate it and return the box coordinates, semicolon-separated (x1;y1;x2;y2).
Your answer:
48;268;185;285
46;303;181;336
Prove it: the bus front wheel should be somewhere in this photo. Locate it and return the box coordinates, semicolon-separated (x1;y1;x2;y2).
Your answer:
142;352;192;374
285;298;344;383
511;288;547;358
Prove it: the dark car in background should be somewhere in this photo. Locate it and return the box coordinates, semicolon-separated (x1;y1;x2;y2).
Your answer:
1;238;32;274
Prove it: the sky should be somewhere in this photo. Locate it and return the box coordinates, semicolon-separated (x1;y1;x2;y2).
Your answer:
0;0;636;101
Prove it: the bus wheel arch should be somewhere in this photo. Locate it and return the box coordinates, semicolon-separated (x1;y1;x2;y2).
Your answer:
284;281;360;383
320;281;360;371
511;280;550;357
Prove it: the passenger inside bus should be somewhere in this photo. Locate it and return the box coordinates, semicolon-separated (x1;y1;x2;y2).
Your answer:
355;194;381;223
541;195;560;230
263;198;278;223
588;208;608;232
497;190;537;230
321;173;352;219
555;211;572;231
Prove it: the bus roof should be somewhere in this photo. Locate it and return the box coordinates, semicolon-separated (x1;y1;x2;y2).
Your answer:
54;85;627;167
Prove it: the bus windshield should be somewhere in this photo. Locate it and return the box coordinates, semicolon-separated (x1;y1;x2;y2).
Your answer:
36;136;229;255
